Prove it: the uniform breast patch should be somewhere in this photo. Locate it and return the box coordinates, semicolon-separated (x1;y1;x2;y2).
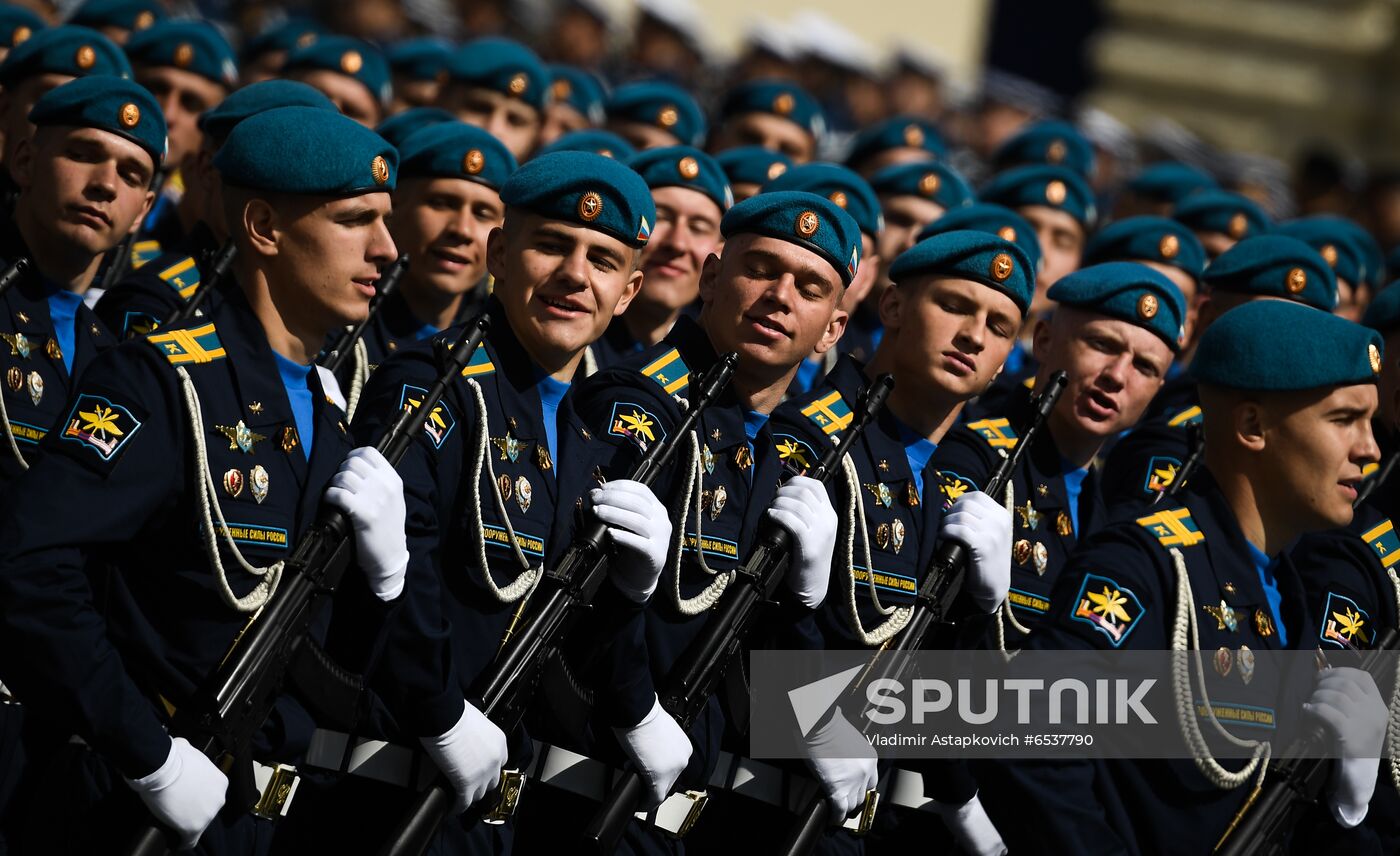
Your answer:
398;384;456;449
1135;507;1206;548
1319;591;1371;650
1071;573;1145;647
60;393;142;462
608;401;665;450
965;418;1018;450
800;389;853;435
640;348;690;396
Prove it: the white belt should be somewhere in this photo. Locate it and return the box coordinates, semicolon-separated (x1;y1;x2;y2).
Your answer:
303;728;437;790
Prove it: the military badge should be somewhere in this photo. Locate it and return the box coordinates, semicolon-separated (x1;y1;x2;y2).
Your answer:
865;482;893;508
5;366;19;391
536;445;552;471
875;523;890;550
734;445;753;471
45;338;60;361
1032;542;1048;575
608;402;664;451
515;476;532;512
1015;500;1040;531
280;426;299;453
215;420;267;454
1013;539;1032;565
905;480;919;507
1056;511;1073;537
1204;600;1239;633
398;385;456;449
1253;609;1275;638
1319;591;1370;649
703;443;716;475
1;332;29;358
1071;573;1145;647
250;465;269;504
492;432;524;462
223;468;244;498
496;473;512;501
1237;646;1255;684
1213;646;1232;678
25;371;40;405
890;518;905;554
61;394;142;462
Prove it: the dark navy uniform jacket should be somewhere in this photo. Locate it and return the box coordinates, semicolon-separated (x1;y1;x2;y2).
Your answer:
0;286;353;780
94;221;224;340
347;295;601;746
976;472;1327;856
960;342;1036;423
930;386;1105;641
587;314;647;373
0;231;116;486
1100;382;1202;509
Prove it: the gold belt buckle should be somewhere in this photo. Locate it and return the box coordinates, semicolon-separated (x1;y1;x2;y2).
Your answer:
674;789;709;837
251;764;298;820
482;768;525;824
853;788;880;836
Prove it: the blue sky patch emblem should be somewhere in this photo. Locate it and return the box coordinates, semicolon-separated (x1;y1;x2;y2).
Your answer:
61;394;142;461
1319;591;1370;649
1072;573;1144;647
398;384;455;449
1143;455;1182;495
608;401;665;451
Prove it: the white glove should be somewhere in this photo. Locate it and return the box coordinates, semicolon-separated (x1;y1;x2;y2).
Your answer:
766;476;838;609
934;792;1008;856
940;491;1012;612
323;446;408;601
804;707;878;822
613;695;691;807
419;700;509;815
1304;666;1388;827
590;480;673;603
124;736;228;850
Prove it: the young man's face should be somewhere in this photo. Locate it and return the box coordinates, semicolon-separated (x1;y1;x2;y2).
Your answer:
0;73;76;171
136;65;227;168
635;185;722;316
486;209;642;366
442;85;540;162
290;68;381;127
876;192;946;287
710;112;815;163
698;233;847;378
14;125;156;256
391;175;504;301
880;275;1021;401
606;118;680;152
539;102;589;148
1034;308;1172;445
390;74;442;114
263;191;397;331
1018;204;1084;310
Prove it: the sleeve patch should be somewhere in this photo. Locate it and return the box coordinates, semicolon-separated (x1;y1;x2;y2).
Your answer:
773;433;818;475
1360;518;1400;569
799;389;852;435
1319;591;1371;650
1142;455;1182;495
936;470;980;506
965;417;1018;449
640;348;690;396
157;255;200;299
1135;507;1205;548
1071;573;1145;647
1167;405;1202;428
147;323;225;364
121;311;159;339
398;384;456;449
59;393;143;463
608;401;665;451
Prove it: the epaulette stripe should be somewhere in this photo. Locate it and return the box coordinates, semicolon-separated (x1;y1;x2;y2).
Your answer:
966;417;1018;449
1167;405;1202;427
130;240;162;270
640;348;689;395
799;389;853;435
148;322;225;364
1134;507;1205;548
1361;519;1400;569
157;256;200;299
459;341;495;377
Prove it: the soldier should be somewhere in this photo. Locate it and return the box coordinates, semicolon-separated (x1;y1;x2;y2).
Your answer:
763;230;1030;854
589;145;731;370
1113;161;1217;219
281;35;390;129
540;64;606;147
1101;235;1337;507
0;6;43;65
605;80;706;152
385;37;452;114
843;115;947;177
989;119;1096;181
981;300;1389;855
709;79;826;164
931;262;1185;644
979;163;1096;305
441;37;551;163
0;76;161;485
238;18;321;87
1170;188;1270;261
868;161;976;310
375;106;456;150
67;0;163;46
537;128;637;160
715;145;792;204
1274;215;1379;322
0;102;407;853
308;151;663;853
93;80;339;339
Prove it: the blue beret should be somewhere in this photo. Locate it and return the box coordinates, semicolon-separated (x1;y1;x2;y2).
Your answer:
241;18;321;61
30;75;165;163
284;35;391;109
68;0;164;33
888;230;1034;315
869;162;974;211
762;162;882;238
916;203;1042;273
548;64;606;124
992;120;1095;178
1172;189;1269;240
1127;162;1217;205
200;80;336;145
627;145;732;213
125;21;236;89
980;164;1096;229
1202;234;1336;311
375;106;456;150
1191;300;1381;391
0;25;129;86
500;150;655;249
1362;279;1400;334
536;129;636;160
1275;216;1375;289
716;146;793;187
844;116;947;169
387;38;452;83
0;5;44;50
606;81;705;147
1048;262;1188;352
213;106;397;195
447;37;549;113
720;190;863;287
1084;216;1205;280
718;78;825;140
398;121;516;190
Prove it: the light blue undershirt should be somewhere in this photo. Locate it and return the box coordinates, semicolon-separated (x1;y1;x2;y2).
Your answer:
793;357;824;396
537;375;570;465
412;321;440;341
896;420;937;498
744;410;768;486
1061;460;1091;535
274;353;314;461
1246;541;1287;647
47;289;83;374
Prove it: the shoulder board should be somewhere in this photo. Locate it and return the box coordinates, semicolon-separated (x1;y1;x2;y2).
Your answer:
1360;517;1400;570
799;388;853;436
640;347;690;396
458;340;495;378
1134;507;1205;549
156;255;200;300
965;417;1018;450
147;322;226;365
1167;405;1202;428
130;240;163;270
